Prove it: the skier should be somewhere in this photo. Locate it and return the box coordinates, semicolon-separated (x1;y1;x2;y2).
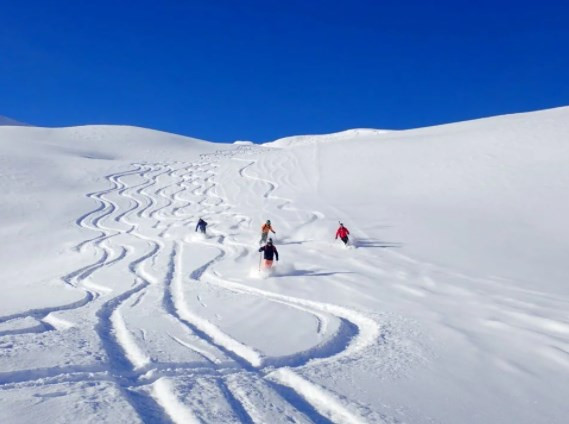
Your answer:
335;222;350;246
195;218;208;234
258;238;279;269
260;219;276;244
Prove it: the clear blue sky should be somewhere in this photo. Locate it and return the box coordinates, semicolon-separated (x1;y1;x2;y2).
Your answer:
1;0;568;142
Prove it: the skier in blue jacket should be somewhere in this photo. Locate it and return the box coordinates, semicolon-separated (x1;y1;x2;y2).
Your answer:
195;218;208;234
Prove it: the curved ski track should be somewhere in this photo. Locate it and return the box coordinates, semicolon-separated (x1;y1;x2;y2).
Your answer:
0;147;387;423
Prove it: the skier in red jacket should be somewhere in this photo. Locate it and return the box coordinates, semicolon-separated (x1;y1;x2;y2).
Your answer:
335;223;350;245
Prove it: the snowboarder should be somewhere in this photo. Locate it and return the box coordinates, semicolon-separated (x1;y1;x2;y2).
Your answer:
260;219;276;244
335;222;350;245
258;238;279;269
195;218;208;234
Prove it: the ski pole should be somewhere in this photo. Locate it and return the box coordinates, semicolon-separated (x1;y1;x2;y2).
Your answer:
258;252;262;272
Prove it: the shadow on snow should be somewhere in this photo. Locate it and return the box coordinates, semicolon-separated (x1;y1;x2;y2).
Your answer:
272;270;354;278
353;239;403;249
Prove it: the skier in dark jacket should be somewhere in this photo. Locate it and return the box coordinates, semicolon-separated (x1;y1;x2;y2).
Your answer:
335;223;350;245
258;238;279;269
196;218;208;234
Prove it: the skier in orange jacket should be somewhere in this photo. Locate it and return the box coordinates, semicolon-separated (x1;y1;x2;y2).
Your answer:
260;219;276;244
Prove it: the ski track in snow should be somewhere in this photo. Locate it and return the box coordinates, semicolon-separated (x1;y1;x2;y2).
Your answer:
0;147;391;423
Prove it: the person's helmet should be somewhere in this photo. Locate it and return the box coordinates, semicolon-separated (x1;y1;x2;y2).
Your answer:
340;223;344;226
267;220;271;224
268;238;273;244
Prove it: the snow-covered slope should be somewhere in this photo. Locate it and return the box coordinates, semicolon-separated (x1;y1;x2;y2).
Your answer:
1;109;568;424
0;125;222;317
267;107;569;295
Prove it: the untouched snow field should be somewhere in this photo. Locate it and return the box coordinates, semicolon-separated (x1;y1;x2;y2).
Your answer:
1;108;568;423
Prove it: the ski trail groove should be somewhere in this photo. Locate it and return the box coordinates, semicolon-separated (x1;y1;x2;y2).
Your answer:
181;149;384;422
2;149;386;423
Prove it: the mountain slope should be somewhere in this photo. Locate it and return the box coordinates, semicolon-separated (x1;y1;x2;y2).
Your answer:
267;106;569;295
0;108;568;424
0;115;30;126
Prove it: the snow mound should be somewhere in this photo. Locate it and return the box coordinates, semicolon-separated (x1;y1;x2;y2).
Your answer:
264;128;391;148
